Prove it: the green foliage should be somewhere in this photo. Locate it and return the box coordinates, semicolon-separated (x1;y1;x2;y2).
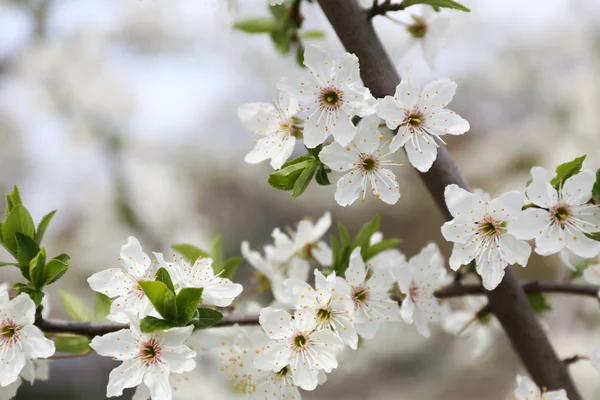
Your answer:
400;0;470;12
172;243;209;264
192;308;224;329
43;254;70;286
550;155;586;188
2;205;35;258
176;288;204;325
95;293;112;321
331;215;403;277
269;146;331;197
139;281;178;323
140;316;176;333
29;247;46;289
292;161;317;198
5;185;22;215
16;233;39;277
315;164;331;186
233;18;279;33
300;30;326;39
54;335;91;354
568;258;591;280
35;210;56;245
592;168;600;205
220;257;244;280
527;293;552;313
156;267;175;292
211;236;225;273
59;290;93;322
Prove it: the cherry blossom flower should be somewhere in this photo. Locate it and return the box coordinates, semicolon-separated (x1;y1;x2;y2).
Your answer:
582;258;600;297
0;293;55;387
278;45;376;148
284;269;358;349
392;242;448;337
238;91;301;170
442;296;500;358
513;375;568;400
89;316;196;400
377;71;469;172
0;360;50;400
441;185;532;290
509;167;600;258
164;256;243;307
276;212;333;265
368;232;407;271
344;247;399;339
254;308;342;391
87;236;157;323
319;115;403;206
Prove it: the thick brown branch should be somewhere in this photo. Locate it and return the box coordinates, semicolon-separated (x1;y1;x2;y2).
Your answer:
36;314;260;337
435;281;600;298
314;1;581;398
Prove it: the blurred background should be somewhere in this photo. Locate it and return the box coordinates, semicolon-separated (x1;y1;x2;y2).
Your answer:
1;0;600;398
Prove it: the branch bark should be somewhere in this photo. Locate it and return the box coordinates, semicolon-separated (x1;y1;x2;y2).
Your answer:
435;281;600;298
314;1;581;398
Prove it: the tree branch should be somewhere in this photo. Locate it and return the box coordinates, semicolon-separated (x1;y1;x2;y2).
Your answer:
435;281;600;298
314;1;581;398
36;313;260;337
370;2;406;18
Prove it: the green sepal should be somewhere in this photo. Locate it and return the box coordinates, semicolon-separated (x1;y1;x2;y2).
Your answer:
527;293;552;313
233;18;278;34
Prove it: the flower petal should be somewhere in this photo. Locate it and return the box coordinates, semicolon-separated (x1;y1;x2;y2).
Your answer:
561;169;594;206
345;248;366;286
371;168;400;205
334;170;362;207
143;363;172;400
319;142;358;173
535;223;566;256
90;329;138;360
303;45;334;85
404;132;438;172
393;71;420;110
417;78;456;111
526;167;557;208
354;115;382;154
509;208;551;241
0;344;25;387
565;231;600;258
377;96;406;130
18;325;55;359
259;308;293;339
499;234;531;267
160;348;196;374
329;112;357;146
87;268;133;298
120;237;152;278
427;108;469;136
6;293;35;326
444;184;487;219
487;191;525;222
237;102;279;134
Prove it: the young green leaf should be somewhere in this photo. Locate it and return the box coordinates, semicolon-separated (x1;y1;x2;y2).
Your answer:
28;290;44;307
353;214;381;249
362;238;403;261
399;0;470;12
35;210;56;245
292;160;318;198
233;18;278;34
268;158;313;191
29;248;47;289
2;205;36;257
220;257;243;280
296;44;305;67
300;30;326;39
53;335;91;353
140;316;177;333
59;290;93;322
592;168;600;205
172;243;209;264
16;233;40;269
43;254;70;286
5;185;23;215
568;258;590;280
139;281;178;323
527;293;552;313
95;293;112;321
315;164;331;186
211;236;224;273
550;155;586;188
176;288;204;325
337;222;351;247
192;308;223;329
155;267;175;292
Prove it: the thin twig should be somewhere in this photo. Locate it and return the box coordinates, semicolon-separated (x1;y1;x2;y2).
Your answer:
370;2;406;18
435;281;600;299
563;355;589;366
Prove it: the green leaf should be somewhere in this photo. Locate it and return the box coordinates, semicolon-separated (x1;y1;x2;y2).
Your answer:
35;210;56;245
296;44;305;67
172;243;209;264
140;316;177;333
139;281;177;323
362;238;403;261
53;335;91;353
29;248;46;289
399;0;470;12
28;290;44;307
155;267;175;292
527;293;552;313
315;164;331;186
330;234;341;273
43;254;70;286
587;232;600;242
568;258;590;280
192;308;223;329
233;18;278;34
5;185;22;215
592;168;600;205
0;261;16;267
337;222;351;247
211;236;224;273
268;157;313;191
59;290;93;322
292;160;317;198
221;256;243;280
176;288;204;325
95;293;112;321
550;155;586;188
300;30;326;39
16;233;40;280
2;205;36;257
353;214;381;249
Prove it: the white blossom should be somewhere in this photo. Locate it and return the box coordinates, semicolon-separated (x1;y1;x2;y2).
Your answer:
510;167;600;258
278;45;376;148
393;242;448;337
254;308;342;391
345;247;399;339
441;185;532;290
442;296;500;358
319;115;402;206
162;256;243;308
238;91;301;170
87;236;157;323
284;269;358;349
277;212;333;266
89;316;196;400
513;375;568;400
377;71;469;172
0;293;55;387
590;348;600;374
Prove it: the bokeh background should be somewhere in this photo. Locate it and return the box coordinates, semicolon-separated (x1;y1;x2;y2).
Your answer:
1;0;600;398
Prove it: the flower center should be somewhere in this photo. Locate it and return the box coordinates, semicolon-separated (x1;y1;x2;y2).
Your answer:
0;321;18;341
407;17;428;39
291;333;310;351
352;285;370;307
552;205;571;227
139;338;161;365
408;281;419;301
477;216;504;238
316;307;331;323
275;365;290;378
319;86;343;111
360;156;379;172
404;110;425;129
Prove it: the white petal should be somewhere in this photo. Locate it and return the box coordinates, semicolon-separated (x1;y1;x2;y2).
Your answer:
404;132;438;173
18;325;55;359
420;18;450;69
143;363;172;400
377;96;406;130
312;241;332;267
589;347;600;372
90;329;138;360
393;71;420;110
411;307;432;338
154;325;193;348
277;74;319;103
441;218;476;244
259;308;293;339
291;355;319;391
371;168;400;205
561;169;594;206
254;341;292;372
499;234;531;267
345;248;366;285
565;231;600;258
514;375;540;400
400;298;415;325
509;208;551;240
87;268;132;298
583;264;600;285
526;167;557;208
0;345;25;387
427;108;469;136
309;330;342;372
270;136;296;170
334;170;362;207
319;142;358;172
535;224;566;256
160;348;196;374
476;252;507;291
448;241;478;271
354;115;382;154
487;191;525;221
0;377;20;399
120;237;152;278
237;102;279;134
329;112;357;146
303;45;333;84
202;281;243;307
417;78;456;110
444;184;486;219
283;279;317;308
6;294;35;326
287;257;310;281
303;113;331;148
334;52;361;85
